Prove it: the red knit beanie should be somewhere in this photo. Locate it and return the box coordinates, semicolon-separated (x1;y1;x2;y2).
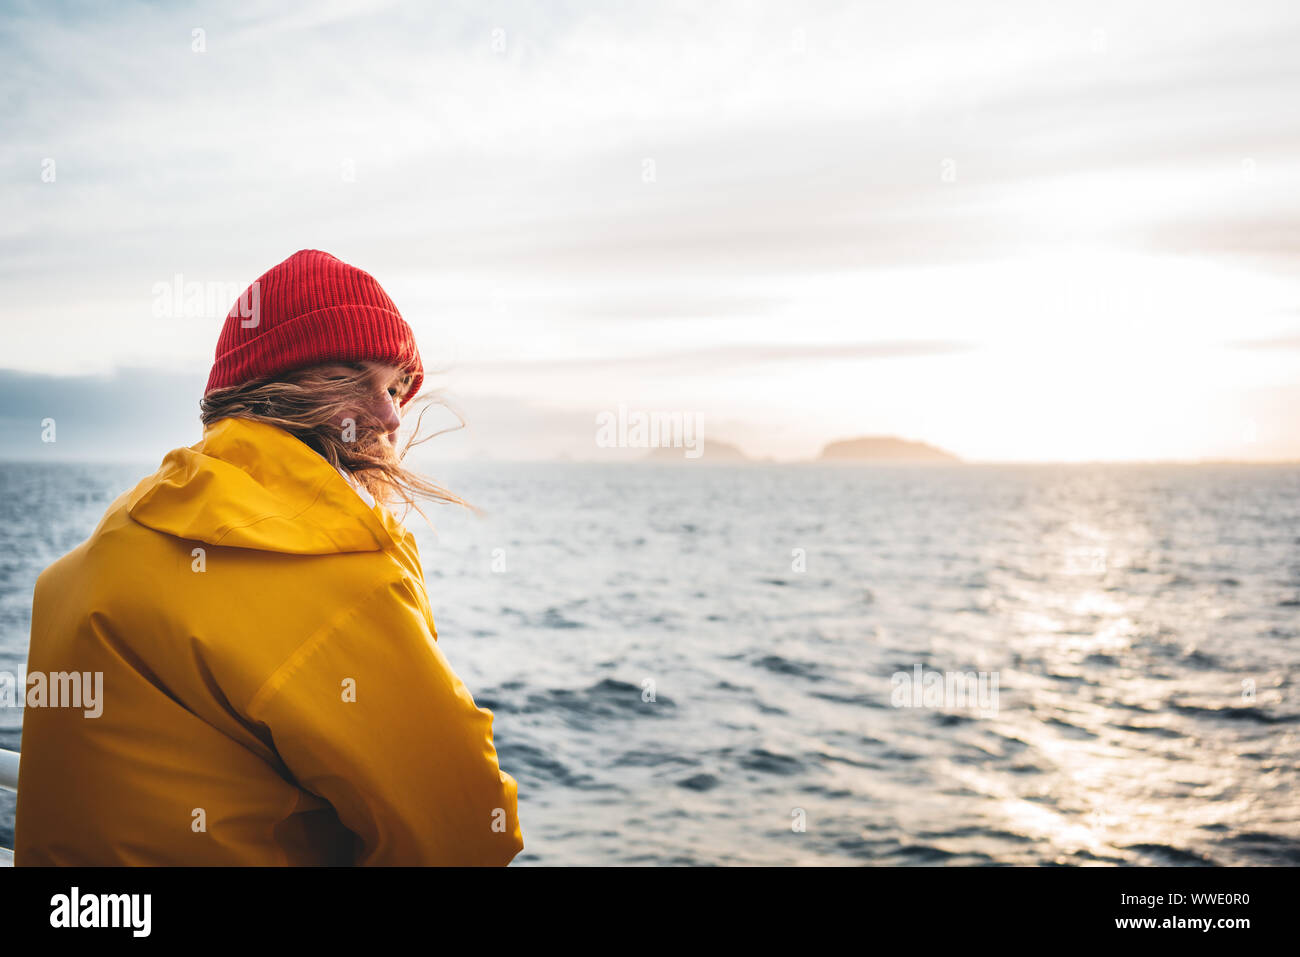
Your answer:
204;249;423;407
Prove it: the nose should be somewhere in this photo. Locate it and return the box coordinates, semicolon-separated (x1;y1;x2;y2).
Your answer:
377;393;401;441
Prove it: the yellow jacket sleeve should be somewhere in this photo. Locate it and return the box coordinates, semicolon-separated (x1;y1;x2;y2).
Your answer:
247;576;524;865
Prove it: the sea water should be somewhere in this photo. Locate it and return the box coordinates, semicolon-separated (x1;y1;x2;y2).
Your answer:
1;460;1297;865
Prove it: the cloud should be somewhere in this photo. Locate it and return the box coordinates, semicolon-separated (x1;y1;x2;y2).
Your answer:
4;0;1300;461
458;340;974;375
1227;332;1300;350
0;367;206;461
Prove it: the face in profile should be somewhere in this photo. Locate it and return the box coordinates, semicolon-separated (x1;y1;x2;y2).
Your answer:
316;361;411;448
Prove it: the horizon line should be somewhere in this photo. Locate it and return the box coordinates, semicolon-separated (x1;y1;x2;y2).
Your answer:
1;454;1297;467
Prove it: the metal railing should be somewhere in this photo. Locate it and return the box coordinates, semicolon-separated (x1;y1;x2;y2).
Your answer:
0;748;17;791
1;748;17;866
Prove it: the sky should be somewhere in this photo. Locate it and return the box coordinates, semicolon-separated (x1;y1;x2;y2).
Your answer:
2;0;1299;462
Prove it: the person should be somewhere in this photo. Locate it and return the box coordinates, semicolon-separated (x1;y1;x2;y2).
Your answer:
14;249;524;865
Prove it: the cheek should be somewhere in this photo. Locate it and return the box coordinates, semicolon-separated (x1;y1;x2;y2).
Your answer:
336;395;392;429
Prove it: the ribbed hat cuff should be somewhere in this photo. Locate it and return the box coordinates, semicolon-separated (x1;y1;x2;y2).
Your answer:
205;304;424;405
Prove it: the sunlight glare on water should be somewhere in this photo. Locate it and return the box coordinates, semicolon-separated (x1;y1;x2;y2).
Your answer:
1;461;1297;865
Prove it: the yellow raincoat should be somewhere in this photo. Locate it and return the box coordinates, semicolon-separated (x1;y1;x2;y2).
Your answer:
15;417;523;865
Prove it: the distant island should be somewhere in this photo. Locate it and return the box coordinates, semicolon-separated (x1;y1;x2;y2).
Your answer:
818;436;961;463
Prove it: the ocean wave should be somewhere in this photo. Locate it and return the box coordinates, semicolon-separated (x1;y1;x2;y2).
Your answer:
4;461;1299;865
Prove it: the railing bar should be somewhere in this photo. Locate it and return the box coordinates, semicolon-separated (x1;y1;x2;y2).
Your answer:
0;748;19;792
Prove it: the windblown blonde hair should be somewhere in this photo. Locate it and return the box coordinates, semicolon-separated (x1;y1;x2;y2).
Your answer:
198;360;470;517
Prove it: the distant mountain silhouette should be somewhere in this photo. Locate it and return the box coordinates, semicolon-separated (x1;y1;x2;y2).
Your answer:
643;439;749;462
818;436;960;463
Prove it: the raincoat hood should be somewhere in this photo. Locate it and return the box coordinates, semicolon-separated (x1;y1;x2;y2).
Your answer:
127;417;408;555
